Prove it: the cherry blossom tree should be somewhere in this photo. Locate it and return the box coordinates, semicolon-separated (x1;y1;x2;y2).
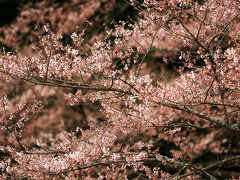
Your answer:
0;0;117;56
0;0;240;179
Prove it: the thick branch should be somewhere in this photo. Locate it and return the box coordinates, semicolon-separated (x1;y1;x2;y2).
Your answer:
156;101;240;132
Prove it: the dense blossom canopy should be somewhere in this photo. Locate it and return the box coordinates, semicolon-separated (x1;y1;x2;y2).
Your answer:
0;0;240;179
